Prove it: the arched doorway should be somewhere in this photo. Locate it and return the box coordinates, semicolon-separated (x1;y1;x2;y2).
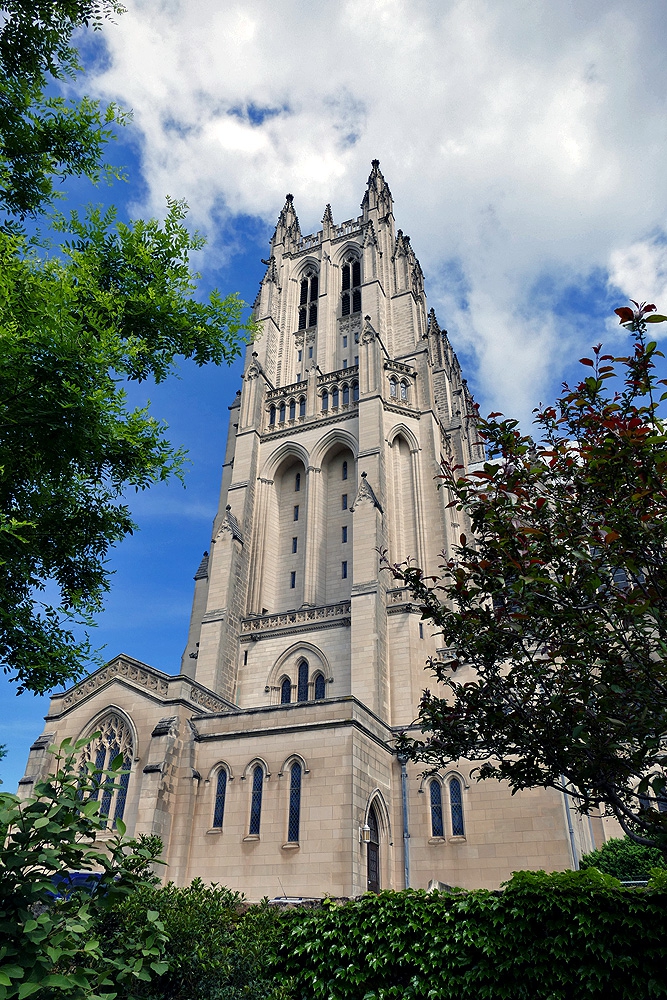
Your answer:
367;804;380;892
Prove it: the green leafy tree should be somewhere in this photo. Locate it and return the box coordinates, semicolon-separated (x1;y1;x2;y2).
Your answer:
0;3;254;693
579;836;666;881
0;738;168;998
392;302;667;847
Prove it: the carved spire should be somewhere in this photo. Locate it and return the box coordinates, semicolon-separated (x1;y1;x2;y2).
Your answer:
361;159;393;220
321;203;334;238
427;307;441;337
271;193;301;250
194;551;209;581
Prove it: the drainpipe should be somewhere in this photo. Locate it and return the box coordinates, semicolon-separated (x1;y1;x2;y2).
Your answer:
398;753;411;889
560;775;579;870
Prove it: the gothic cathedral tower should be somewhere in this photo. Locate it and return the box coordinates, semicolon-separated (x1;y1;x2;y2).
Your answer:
21;163;599;898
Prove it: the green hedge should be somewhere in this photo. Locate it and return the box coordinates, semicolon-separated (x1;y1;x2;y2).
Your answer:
272;870;667;999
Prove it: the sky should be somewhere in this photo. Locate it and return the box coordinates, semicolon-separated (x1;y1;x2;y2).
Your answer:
2;0;667;789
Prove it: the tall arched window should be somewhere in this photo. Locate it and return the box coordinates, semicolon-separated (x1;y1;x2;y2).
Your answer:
279;401;286;422
280;676;292;704
342;461;348;481
299;396;306;418
288;762;302;843
314;673;326;700
400;381;408;401
269;406;276;426
449;777;464;836
297;660;309;702
213;768;227;828
341;255;361;317
81;713;133;828
367;804;380;892
352;381;359;402
321;390;329;412
342;384;350;405
299;269;319;330
249;765;264;835
429;780;444;838
295;472;301;492
389;377;397;398
289;399;296;420
332;387;339;409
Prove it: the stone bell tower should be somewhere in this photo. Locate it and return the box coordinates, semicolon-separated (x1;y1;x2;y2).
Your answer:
24;162;598;900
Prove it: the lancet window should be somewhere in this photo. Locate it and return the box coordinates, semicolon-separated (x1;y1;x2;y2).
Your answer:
287;762;302;843
449;777;465;836
429;780;444;838
341;254;361;316
298;268;319;330
249;765;264;835
213;768;227;828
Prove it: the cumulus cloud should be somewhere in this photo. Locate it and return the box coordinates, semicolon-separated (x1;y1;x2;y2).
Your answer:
88;0;667;423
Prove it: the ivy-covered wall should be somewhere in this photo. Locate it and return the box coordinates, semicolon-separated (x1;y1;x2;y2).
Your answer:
272;870;667;999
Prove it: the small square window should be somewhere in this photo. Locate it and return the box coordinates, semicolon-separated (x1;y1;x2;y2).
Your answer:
342;494;347;510
294;505;299;521
342;561;348;579
290;571;296;588
309;347;313;358
297;350;302;362
292;537;298;553
342;526;347;543
343;335;348;348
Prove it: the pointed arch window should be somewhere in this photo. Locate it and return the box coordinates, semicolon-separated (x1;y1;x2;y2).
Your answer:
321;390;329;412
269;406;276;426
352;381;359;402
289;399;296;420
389;377;397;398
367;804;380;892
295;472;301;492
449;777;464;836
249;765;264;835
297;660;309;702
332;387;339;409
400;381;408;401
429;780;444;838
342;384;350;405
288;762;302;843
81;714;133;828
213;768;227;829
314;673;326;700
342;461;348;480
341;254;361;316
299;396;306;418
298;269;319;330
279;402;286;422
281;676;292;704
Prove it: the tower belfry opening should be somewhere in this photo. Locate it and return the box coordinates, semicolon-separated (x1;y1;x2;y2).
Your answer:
21;161;602;898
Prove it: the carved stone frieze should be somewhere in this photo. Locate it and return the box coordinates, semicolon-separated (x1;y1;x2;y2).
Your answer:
61;658;170;709
241;602;351;640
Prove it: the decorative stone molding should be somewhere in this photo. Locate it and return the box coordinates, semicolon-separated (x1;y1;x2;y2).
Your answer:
240;602;351;640
350;472;383;514
217;505;243;544
189;686;230;714
61;658;170;709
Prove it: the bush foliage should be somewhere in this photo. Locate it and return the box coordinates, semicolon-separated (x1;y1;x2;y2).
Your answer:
580;835;667;881
105;879;292;1000
272;871;667;999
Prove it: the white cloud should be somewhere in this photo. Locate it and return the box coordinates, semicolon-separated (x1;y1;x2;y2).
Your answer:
89;0;667;423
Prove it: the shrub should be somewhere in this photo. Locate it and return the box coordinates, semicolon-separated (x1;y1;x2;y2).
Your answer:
579;835;667;881
270;870;667;999
106;879;292;1000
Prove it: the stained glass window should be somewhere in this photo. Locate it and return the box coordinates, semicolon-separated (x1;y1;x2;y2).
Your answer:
314;674;326;700
288;762;302;843
213;768;227;828
450;778;464;836
281;677;292;704
80;714;134;827
249;765;263;835
430;781;444;838
297;660;309;702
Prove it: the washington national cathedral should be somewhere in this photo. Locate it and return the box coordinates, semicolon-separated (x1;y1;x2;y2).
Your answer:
20;161;607;899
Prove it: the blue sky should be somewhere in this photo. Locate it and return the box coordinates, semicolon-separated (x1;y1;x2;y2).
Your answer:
2;0;667;789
